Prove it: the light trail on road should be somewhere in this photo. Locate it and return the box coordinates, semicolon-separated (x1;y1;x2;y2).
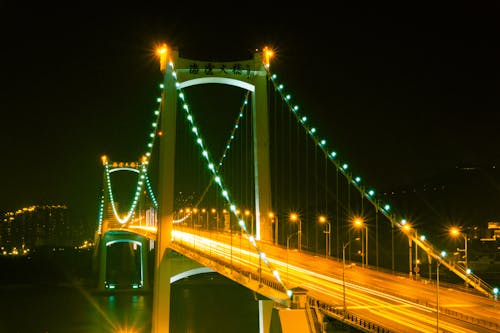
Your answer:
168;228;499;332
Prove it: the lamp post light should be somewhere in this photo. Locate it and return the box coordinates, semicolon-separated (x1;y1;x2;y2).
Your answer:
415;234;426;279
286;232;299;284
186;208;192;227
290;213;302;252
201;208;208;229
401;220;414;278
268;212;279;246
178;209;184;224
318;215;331;258
211;208;219;231
342;241;352;316
353;217;368;267
435;250;447;331
192;208;199;229
449;226;468;283
245;209;254;236
436;260;441;332
222;208;228;232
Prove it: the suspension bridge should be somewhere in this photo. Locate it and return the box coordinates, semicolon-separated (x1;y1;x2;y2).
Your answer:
93;44;500;333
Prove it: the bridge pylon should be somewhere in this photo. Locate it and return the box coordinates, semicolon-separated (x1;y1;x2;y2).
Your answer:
94;157;157;293
152;44;276;332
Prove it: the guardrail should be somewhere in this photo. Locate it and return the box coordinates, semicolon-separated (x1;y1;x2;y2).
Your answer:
307;297;394;333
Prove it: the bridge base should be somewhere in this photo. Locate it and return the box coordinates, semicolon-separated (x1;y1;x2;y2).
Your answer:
269;308;312;333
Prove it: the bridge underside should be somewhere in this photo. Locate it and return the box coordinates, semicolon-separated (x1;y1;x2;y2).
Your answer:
96;230;220;292
164;246;312;333
96;230;152;292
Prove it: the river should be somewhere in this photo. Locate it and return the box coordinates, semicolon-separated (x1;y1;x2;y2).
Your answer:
0;250;259;333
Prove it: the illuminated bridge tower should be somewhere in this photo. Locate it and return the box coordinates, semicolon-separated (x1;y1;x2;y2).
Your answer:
95;158;155;293
153;46;274;333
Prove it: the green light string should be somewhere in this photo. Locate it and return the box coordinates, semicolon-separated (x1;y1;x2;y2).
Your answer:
263;67;482;288
175;90;252;222
216;90;251;171
102;83;163;224
104;164;147;224
265;70;394;219
97;194;105;234
168;63;290;295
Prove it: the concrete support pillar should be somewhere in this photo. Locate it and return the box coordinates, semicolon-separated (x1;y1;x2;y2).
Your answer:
152;47;178;333
97;237;107;292
259;299;274;333
140;238;151;291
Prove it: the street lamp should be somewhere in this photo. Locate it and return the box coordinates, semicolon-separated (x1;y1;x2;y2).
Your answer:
290;213;302;252
353;217;368;267
401;220;425;279
178;209;184;223
415;234;426;279
268;212;279;246
401;221;414;278
185;207;192;227
211;208;219;231
286;232;299;284
342;241;352;316
244;209;254;236
436;260;441;332
192;208;199;228
201;208;208;229
222;208;228;231
449;226;468;283
435;250;447;331
318;215;331;258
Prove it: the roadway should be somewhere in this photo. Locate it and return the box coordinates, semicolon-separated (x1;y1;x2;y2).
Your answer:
167;226;500;332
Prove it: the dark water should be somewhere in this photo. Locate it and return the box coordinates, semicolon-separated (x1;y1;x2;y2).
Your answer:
0;275;259;333
0;252;258;333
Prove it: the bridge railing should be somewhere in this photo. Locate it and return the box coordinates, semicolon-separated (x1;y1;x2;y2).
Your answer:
172;229;396;333
169;231;290;305
413;235;494;298
307;297;395;333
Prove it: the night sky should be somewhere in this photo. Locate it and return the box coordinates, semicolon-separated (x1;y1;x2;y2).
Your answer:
0;4;498;228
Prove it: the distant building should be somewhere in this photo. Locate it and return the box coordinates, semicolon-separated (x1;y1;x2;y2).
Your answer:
475;222;500;257
486;222;500;240
0;205;71;254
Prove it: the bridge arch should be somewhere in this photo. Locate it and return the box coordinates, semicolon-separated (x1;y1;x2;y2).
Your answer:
170;267;215;283
177;77;255;91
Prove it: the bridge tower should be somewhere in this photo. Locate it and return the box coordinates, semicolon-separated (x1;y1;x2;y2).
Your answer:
153;45;274;333
94;158;154;293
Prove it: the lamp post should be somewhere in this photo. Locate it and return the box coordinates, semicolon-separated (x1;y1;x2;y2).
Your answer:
415;234;426;279
193;208;200;234
401;220;413;278
318;215;331;258
342;241;352;316
353;217;368;267
436;261;441;332
211;208;219;231
290;213;302;252
450;226;468;286
201;208;208;229
268;212;279;246
222;208;228;232
245;209;253;237
287;232;299;284
185;207;192;228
